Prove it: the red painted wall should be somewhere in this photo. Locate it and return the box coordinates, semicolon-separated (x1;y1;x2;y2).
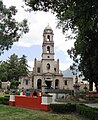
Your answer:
9;101;15;106
40;104;50;111
14;96;50;111
15;96;41;110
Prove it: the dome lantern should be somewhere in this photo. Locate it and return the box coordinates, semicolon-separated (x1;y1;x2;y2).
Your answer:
43;24;53;34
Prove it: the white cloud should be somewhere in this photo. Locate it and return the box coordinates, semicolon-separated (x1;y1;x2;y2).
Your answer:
3;0;75;49
59;62;71;71
27;60;34;71
14;11;56;47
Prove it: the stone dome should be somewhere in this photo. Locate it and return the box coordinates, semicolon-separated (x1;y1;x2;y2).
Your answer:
43;24;53;34
44;24;52;30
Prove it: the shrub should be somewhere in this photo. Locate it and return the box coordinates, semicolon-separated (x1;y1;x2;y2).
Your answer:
15;91;20;95
50;103;76;113
76;104;98;120
50;103;98;120
0;96;9;105
5;91;9;94
64;90;74;95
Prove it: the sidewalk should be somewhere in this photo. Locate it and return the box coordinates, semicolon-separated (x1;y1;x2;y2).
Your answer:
85;103;98;108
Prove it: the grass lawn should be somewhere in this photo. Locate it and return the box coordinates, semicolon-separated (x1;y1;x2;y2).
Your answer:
0;104;89;120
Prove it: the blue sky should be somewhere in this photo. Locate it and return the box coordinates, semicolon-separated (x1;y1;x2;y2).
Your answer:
2;0;75;71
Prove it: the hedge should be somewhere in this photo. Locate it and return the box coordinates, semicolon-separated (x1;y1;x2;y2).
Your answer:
0;96;9;105
76;104;98;120
50;103;98;120
50;103;76;113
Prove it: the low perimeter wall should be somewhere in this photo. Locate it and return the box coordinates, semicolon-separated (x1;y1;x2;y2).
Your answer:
9;95;51;111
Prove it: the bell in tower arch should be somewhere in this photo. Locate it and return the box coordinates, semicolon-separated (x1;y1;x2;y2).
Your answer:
47;46;50;53
47;35;50;41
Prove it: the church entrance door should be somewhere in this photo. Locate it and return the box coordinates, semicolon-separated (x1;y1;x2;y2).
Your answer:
45;81;51;89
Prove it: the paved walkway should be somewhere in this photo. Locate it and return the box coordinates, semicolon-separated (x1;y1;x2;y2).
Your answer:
85;103;98;108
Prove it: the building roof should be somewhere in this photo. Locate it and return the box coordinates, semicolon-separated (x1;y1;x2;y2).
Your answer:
44;24;52;30
62;68;74;77
43;24;53;34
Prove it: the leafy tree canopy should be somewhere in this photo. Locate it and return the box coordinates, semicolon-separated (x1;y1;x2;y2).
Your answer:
0;1;29;55
0;54;29;83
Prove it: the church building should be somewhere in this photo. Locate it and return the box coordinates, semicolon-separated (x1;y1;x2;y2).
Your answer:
19;25;73;90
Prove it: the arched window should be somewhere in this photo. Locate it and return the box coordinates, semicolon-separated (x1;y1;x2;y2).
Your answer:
37;79;42;89
25;79;29;85
47;46;50;53
47;63;50;70
47;35;50;41
37;67;40;73
55;79;59;89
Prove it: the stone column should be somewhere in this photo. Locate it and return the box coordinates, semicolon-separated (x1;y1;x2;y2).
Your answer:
42;82;47;95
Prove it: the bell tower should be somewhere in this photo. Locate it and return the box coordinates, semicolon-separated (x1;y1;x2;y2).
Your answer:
32;25;66;90
42;24;54;60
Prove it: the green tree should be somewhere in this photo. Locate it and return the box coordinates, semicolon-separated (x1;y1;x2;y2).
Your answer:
0;54;29;89
23;0;98;91
0;1;29;55
18;55;29;77
7;54;19;81
0;61;8;82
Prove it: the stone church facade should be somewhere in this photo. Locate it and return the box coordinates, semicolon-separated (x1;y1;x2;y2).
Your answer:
19;25;73;90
